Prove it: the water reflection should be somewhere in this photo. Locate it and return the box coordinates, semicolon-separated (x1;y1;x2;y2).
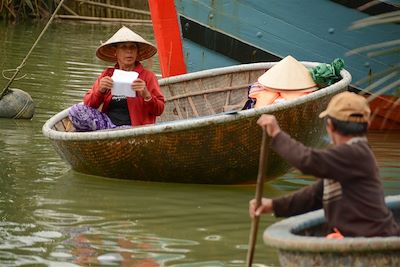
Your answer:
37;171;271;266
0;21;399;266
1;169;276;266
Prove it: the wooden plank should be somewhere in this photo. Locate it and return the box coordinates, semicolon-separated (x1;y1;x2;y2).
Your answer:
188;97;199;117
224;74;234;106
204;94;216;114
166;85;184;119
173;100;184;119
53;121;66;131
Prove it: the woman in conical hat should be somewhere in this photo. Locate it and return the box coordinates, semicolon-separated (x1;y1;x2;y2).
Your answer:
69;26;164;131
249;55;317;108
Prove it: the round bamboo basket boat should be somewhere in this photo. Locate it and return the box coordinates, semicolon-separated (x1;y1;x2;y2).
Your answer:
42;62;351;184
263;195;400;267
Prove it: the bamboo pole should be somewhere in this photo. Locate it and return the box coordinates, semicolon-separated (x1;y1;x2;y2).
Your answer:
55;14;153;24
61;3;79;16
3;3;17;18
76;0;150;16
118;0;123;18
78;0;83;16
91;0;95;17
106;0;111;18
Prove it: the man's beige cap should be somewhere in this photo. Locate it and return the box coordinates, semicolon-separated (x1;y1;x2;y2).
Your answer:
96;26;157;62
257;55;317;91
319;91;371;122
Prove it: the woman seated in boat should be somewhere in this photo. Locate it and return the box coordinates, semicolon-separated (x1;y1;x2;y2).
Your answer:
69;26;165;131
247;55;317;108
250;92;400;237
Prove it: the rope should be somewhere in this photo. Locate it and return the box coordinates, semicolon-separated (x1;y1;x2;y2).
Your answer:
2;68;27;81
0;0;66;100
12;93;31;119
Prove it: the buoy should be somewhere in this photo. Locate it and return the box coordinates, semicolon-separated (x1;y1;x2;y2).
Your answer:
0;88;35;119
0;0;66;120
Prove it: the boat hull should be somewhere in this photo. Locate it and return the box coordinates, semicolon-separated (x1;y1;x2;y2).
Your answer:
46;103;323;183
43;62;351;184
160;0;400;130
264;195;400;267
369;95;400;130
173;0;399;93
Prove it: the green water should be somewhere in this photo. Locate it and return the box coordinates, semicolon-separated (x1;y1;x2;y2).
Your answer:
0;21;399;267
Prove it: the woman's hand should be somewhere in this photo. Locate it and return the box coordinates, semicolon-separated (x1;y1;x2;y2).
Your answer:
132;78;152;100
249;198;273;218
99;76;113;93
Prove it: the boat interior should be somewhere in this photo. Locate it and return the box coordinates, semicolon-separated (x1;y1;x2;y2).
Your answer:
297;201;400;237
52;68;266;132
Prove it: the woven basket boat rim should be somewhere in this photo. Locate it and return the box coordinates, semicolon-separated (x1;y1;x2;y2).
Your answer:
263;195;400;252
42;61;351;141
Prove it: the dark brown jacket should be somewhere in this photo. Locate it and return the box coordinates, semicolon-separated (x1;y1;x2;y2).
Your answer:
271;131;400;237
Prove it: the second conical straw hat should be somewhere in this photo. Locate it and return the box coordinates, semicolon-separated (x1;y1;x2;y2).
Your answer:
258;55;317;91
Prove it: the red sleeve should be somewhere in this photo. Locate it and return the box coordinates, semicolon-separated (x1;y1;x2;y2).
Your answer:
83;68;113;108
141;70;165;116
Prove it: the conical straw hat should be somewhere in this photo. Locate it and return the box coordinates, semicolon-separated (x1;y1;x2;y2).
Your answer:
96;26;157;62
258;55;317;91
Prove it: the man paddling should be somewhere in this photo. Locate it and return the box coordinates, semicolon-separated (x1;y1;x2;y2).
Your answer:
249;92;400;237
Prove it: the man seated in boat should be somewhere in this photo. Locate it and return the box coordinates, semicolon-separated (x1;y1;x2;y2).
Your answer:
68;26;165;131
247;55;317;108
250;92;400;237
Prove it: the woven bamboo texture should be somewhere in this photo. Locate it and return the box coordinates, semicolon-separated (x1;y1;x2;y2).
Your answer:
263;195;400;267
42;62;351;184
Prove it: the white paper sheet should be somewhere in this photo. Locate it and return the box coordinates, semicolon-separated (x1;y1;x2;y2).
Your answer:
111;69;139;97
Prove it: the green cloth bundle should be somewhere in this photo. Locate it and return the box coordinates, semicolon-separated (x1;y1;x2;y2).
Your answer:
310;58;345;87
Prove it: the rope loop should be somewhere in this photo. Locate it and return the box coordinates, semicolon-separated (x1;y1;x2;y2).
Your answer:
2;68;27;81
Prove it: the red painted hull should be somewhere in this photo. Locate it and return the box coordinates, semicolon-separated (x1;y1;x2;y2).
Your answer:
369;96;400;130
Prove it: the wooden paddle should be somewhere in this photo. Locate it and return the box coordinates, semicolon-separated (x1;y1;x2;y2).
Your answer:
246;129;269;267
